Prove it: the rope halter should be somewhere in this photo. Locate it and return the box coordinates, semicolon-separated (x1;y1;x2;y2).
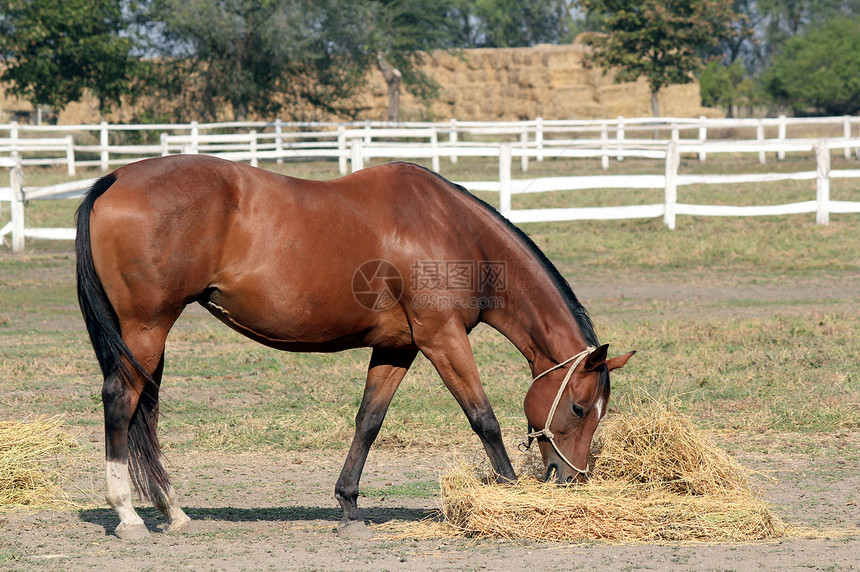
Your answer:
527;345;597;477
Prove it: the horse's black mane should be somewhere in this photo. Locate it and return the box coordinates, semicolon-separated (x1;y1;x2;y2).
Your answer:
412;163;599;347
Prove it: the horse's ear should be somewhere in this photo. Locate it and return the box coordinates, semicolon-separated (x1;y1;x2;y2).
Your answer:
606;350;636;372
584;344;609;372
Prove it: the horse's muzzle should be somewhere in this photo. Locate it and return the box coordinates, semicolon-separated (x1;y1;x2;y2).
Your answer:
545;462;586;484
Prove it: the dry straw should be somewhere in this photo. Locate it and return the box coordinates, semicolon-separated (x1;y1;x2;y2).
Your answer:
396;396;790;543
0;416;80;508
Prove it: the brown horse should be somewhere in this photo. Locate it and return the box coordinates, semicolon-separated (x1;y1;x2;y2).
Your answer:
76;154;633;540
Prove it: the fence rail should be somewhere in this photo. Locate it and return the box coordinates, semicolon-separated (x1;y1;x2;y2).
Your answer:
1;115;859;176
2;120;859;251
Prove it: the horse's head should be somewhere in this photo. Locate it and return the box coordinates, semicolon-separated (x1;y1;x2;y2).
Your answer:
524;344;634;483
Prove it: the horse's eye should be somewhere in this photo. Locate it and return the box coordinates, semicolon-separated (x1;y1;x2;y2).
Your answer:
572;403;585;418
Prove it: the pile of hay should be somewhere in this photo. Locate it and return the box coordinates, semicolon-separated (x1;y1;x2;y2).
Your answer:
589;398;754;496
435;398;788;543
0;416;80;508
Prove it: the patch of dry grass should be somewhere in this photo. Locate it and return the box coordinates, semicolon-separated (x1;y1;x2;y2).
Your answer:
0;416;81;509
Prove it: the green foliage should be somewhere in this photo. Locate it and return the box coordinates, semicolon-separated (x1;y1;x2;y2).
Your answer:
0;0;614;122
699;59;762;115
468;0;574;48
580;0;744;115
0;0;136;113
366;0;465;114
763;17;860;116
757;0;860;56
140;0;373;121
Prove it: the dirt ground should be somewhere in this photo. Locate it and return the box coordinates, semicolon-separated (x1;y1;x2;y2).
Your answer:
1;443;858;572
1;265;858;571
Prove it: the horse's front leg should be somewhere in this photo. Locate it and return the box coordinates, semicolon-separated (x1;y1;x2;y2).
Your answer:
416;320;517;482
335;347;417;537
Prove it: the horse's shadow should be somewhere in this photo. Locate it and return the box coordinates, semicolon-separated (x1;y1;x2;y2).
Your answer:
78;505;439;536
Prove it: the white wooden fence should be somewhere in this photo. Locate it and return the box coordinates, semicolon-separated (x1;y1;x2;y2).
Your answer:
3;133;859;251
491;139;860;229
2;115;859;177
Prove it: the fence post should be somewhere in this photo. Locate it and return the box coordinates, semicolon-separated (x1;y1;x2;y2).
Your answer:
616;116;625;162
499;143;512;217
814;138;830;225
449;119;458;164
663;141;679;230
99;121;109;171
757;121;766;164
275;118;284;164
10;121;19;163
10;162;24;253
160;132;169;156
535;117;544;162
431;129;440;172
350;139;364;172
855;118;860;159
600;123;609;170
250;130;258;167
65;135;75;176
698;116;707;163
520;126;529;173
778;115;786;160
843;116;852;160
190;121;199;154
338;126;347;174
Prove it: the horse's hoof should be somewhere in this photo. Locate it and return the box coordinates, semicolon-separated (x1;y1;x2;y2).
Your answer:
114;522;150;540
336;519;372;539
165;516;194;534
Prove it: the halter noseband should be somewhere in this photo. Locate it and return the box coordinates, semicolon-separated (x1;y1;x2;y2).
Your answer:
527;346;597;476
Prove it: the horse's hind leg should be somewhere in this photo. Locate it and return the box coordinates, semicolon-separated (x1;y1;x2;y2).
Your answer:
335;347;418;536
104;321;187;538
103;361;150;540
144;355;192;533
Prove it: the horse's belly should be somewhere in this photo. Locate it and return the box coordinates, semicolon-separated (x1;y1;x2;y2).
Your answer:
199;284;413;352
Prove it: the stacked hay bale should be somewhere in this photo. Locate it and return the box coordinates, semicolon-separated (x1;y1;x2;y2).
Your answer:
436;400;787;543
360;39;720;121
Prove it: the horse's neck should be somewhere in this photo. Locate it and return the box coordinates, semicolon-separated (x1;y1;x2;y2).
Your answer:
478;235;589;375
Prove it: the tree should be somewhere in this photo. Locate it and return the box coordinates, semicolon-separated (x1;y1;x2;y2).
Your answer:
699;59;761;117
470;0;575;47
718;0;760;66
140;0;373;121
0;0;136;115
763;17;860;116
579;0;744;117
367;0;464;122
758;0;860;53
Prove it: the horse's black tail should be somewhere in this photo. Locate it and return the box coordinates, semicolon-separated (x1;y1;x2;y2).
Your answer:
75;174;169;498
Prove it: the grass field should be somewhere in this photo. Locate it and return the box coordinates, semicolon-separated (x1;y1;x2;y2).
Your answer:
0;154;858;569
2;155;858;443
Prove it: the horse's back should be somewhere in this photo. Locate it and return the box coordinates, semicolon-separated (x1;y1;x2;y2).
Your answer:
87;155;467;350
